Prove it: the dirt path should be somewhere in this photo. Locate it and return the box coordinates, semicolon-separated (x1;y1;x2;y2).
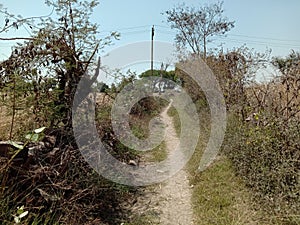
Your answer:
157;102;194;225
132;102;194;225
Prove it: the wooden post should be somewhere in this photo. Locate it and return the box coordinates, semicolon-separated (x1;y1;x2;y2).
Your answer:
151;25;154;76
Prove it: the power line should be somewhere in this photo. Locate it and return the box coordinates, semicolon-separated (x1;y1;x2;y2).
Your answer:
100;25;152;34
154;28;300;48
2;23;300;50
121;30;148;35
228;34;300;43
154;27;300;48
215;37;300;48
143;25;300;44
6;20;299;46
117;25;151;31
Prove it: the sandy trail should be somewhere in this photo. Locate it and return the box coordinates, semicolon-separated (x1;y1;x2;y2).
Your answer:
132;102;194;225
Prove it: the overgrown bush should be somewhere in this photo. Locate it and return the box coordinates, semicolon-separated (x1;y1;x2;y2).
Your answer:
0;127;137;225
224;115;299;214
222;52;300;221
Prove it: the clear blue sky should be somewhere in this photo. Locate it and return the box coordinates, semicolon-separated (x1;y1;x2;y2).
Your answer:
1;0;300;66
97;0;300;57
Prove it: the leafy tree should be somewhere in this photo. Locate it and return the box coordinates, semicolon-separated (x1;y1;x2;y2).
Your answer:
0;0;118;129
0;2;138;224
139;69;177;82
95;81;109;93
140;68;178;91
164;1;234;59
271;51;300;120
272;50;300;77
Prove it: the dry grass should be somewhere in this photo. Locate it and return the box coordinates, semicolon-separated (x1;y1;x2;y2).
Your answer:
0;105;11;140
168;104;299;225
246;80;300;119
0;105;34;140
166;105;260;224
95;92;113;106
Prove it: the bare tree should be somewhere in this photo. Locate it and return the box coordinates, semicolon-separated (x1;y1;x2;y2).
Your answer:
164;1;235;59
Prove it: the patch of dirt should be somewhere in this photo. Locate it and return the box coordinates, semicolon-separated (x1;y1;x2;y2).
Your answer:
131;102;194;225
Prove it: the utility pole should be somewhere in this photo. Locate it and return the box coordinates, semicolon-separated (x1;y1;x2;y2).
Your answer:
151;25;154;76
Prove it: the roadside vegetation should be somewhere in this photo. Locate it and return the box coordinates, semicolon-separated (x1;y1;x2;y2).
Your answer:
169;51;300;225
0;0;299;224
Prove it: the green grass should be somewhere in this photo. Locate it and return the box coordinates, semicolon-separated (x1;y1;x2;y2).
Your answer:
222;113;300;225
143;141;167;162
127;101;169;162
166;106;271;225
166;104;262;224
167;106;181;136
191;156;263;225
124;211;160;225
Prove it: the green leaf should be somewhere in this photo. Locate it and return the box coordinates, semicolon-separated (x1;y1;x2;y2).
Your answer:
14;216;20;224
31;134;40;142
25;134;33;140
16;209;22;215
34;127;46;134
17;205;24;214
19;211;28;218
8;141;24;150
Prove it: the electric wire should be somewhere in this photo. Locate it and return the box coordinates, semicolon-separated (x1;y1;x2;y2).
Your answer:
153;26;300;49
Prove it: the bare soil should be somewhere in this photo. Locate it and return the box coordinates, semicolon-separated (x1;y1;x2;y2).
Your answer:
131;103;194;225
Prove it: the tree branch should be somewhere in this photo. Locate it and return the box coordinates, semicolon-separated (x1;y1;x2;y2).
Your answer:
0;37;36;41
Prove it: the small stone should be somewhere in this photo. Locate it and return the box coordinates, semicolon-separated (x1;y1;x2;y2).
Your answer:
128;160;137;166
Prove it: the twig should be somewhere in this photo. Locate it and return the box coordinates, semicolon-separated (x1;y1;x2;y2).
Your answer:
0;37;36;41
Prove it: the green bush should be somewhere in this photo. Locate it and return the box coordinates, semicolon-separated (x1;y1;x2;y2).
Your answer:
223;113;300;221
